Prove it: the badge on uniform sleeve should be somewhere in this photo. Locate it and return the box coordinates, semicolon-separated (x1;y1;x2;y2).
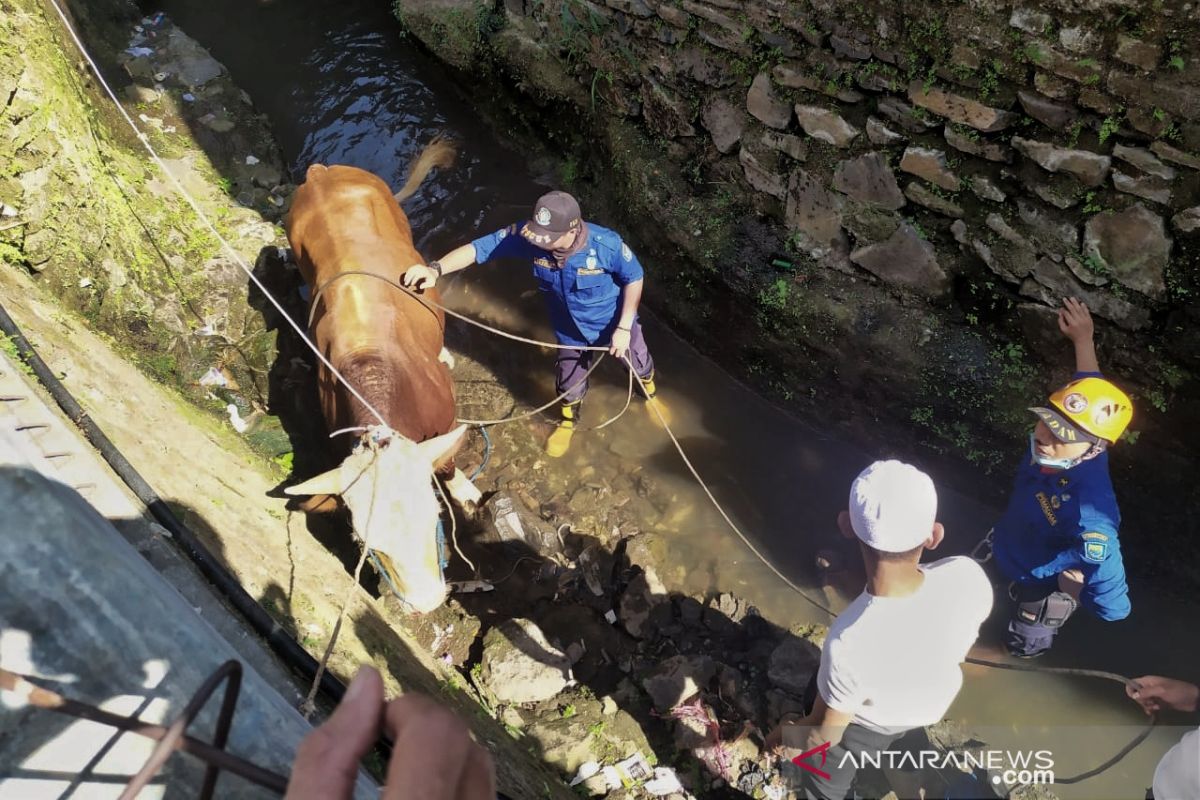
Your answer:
621;243;633;262
1081;532;1109;563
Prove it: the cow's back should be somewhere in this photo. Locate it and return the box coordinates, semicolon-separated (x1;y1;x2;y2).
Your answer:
285;164;454;444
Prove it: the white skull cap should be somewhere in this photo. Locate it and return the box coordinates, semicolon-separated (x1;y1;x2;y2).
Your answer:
848;460;937;553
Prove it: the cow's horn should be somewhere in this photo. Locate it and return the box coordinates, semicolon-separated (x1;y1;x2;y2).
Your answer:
417;424;469;470
283;466;345;496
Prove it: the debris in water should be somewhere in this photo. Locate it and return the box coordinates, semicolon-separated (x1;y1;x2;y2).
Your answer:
245;155;260;165
226;404;249;433
644;766;686;796
182;92;196;102
490;494;527;544
198;366;228;387
568;761;600;787
449;580;494;594
604;609;618;624
125;46;154;57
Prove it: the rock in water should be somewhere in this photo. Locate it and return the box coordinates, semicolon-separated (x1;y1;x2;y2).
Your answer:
478;618;571;704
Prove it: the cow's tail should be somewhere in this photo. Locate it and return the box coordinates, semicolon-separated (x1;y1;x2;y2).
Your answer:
394;136;457;203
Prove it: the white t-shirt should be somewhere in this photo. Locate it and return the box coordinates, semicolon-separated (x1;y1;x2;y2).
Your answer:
817;556;993;734
1154;728;1200;800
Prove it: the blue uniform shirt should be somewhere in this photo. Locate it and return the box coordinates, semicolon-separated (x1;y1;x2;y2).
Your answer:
471;223;645;347
993;374;1130;621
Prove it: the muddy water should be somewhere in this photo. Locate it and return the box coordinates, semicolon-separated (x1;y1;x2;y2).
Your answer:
142;1;1198;796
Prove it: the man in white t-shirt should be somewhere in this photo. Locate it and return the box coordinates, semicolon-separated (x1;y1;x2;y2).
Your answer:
1127;675;1200;799
767;460;993;800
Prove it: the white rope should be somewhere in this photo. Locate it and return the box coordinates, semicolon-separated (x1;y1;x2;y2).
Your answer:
622;357;834;617
434;477;475;573
44;0;388;429
456;353;608;426
328;425;369;439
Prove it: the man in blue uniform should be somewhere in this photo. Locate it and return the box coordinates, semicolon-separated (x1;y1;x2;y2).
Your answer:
991;297;1134;658
401;191;658;457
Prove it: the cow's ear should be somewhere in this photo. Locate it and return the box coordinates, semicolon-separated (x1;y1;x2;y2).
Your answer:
418;425;469;471
284;466;345;496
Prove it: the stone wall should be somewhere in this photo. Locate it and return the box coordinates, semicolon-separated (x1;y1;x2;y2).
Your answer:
395;0;1200;580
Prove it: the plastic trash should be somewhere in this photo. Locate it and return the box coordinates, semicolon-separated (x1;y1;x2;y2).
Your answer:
198;367;228;387
644;766;685;796
245;155;260;165
181;93;196;102
153;71;168;82
448;580;494;594
125;46;154;57
226;404;249;433
0;204;17;217
613;752;654;787
78;277;93;289
604;609;617;624
568;761;600;787
490;494;526;544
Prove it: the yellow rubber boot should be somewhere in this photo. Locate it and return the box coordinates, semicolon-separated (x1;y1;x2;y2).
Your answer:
639;373;672;428
545;401;579;458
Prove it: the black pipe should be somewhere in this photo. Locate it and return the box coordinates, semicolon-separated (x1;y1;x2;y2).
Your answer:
0;299;348;705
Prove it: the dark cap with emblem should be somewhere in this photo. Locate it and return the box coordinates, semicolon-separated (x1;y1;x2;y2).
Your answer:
1029;407;1100;444
521;191;582;246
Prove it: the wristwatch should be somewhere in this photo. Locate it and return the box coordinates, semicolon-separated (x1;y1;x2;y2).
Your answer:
428;260;443;277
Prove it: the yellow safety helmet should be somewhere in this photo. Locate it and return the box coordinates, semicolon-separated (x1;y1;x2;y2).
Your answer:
1040;377;1134;444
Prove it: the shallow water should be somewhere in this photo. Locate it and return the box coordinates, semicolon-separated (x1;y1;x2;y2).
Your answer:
139;1;1200;795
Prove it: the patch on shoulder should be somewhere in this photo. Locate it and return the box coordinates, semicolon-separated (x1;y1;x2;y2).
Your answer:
1081;532;1109;542
1082;538;1109;563
621;242;633;262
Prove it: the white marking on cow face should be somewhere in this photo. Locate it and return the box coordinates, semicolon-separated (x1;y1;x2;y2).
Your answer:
284;426;468;613
340;437;446;613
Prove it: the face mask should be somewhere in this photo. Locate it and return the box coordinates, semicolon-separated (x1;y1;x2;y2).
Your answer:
1029;433;1079;470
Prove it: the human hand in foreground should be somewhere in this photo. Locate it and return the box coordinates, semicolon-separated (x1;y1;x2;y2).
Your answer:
287;666;497;799
609;326;631;360
1057;296;1094;344
402;264;438;291
1126;675;1200;715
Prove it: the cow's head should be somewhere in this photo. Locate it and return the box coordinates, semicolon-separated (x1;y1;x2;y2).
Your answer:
284;425;467;613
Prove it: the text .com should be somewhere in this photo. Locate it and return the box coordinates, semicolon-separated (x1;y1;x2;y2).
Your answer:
795;745;1055;786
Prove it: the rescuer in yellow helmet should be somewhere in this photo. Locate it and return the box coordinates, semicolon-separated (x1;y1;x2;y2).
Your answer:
990;297;1134;658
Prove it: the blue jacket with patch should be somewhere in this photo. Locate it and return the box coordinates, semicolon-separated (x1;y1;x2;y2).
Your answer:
471;223;645;347
992;446;1131;621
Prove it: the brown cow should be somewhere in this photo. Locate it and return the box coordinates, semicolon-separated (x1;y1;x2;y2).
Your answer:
282;141;480;613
